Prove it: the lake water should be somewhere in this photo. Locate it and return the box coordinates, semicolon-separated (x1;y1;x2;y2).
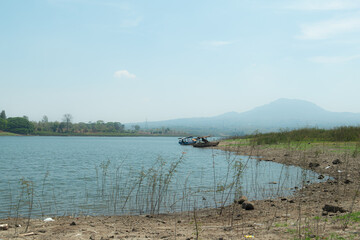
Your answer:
0;136;325;218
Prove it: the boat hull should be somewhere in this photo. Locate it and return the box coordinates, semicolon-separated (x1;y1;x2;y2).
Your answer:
193;141;219;148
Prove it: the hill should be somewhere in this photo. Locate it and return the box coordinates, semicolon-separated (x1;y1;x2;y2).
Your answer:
126;99;360;135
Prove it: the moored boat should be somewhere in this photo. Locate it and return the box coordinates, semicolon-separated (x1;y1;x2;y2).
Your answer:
192;136;219;148
193;141;219;148
178;136;198;145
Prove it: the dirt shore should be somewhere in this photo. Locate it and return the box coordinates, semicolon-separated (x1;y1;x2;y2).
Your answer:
1;142;360;239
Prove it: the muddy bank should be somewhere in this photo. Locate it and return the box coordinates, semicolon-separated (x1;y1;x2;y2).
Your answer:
1;142;360;239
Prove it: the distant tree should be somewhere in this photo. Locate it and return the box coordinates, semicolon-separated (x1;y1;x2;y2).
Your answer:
59;122;66;133
42;115;48;123
105;122;115;132
0;110;6;119
114;122;124;132
62;114;73;132
50;121;60;132
6;117;34;134
77;122;88;133
95;120;105;132
39;115;50;132
134;125;140;131
0;118;6;130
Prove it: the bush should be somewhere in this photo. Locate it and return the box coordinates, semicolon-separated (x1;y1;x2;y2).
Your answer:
6;117;34;134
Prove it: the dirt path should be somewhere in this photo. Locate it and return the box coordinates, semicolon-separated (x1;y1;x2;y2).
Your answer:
1;142;360;239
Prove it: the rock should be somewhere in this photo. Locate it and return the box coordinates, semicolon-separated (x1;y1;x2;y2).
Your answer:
0;224;9;230
44;217;55;222
344;179;351;184
332;159;341;165
318;174;324;180
90;234;96;240
323;204;346;213
237;196;248;204
281;198;287;201
269;181;277;184
289;200;295;203
70;221;76;226
242;201;255;210
322;211;328;216
309;162;320;168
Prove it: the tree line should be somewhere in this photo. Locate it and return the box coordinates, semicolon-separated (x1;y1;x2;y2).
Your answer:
0;110;180;136
0;110;34;134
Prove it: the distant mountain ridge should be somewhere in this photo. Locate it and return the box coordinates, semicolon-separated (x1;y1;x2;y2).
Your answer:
126;98;360;135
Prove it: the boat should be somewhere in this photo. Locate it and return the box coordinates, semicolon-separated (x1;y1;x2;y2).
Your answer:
178;136;198;145
192;136;219;148
193;141;219;148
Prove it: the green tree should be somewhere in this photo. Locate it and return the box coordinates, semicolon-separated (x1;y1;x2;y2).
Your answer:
62;114;73;133
0;110;6;119
114;122;124;132
0;118;7;130
6;117;34;134
42;115;48;123
41;115;50;131
50;121;60;132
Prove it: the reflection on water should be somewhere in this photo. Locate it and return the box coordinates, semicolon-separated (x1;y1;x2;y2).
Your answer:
0;136;327;218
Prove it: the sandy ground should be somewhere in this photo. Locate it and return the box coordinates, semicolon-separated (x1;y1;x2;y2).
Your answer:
1;142;360;239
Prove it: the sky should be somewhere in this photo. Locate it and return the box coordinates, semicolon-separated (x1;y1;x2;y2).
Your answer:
1;0;360;123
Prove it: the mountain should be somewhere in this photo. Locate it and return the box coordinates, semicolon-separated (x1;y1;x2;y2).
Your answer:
126;98;360;135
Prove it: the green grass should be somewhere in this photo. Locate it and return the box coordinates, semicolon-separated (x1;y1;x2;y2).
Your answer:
223;127;360;153
227;127;360;144
0;131;18;136
336;212;360;223
274;222;288;227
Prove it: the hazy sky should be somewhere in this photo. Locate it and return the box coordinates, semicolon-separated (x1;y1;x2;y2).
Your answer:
1;0;360;123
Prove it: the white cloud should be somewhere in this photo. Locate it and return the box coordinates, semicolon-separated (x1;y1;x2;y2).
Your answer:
309;54;360;63
297;17;360;40
202;41;233;47
114;70;136;79
287;0;360;11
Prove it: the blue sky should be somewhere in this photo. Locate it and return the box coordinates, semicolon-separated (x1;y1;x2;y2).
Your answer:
1;0;360;123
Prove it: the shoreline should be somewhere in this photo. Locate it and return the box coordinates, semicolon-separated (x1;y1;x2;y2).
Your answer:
1;141;360;239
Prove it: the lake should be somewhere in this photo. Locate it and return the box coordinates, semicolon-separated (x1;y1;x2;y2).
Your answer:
0;136;325;218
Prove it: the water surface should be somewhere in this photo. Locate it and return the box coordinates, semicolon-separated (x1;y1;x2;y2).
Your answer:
0;136;325;218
